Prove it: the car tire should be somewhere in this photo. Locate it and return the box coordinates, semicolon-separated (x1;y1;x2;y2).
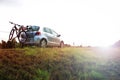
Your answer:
60;41;64;48
40;39;47;48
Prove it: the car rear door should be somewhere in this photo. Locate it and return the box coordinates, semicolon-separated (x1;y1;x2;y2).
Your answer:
43;27;53;43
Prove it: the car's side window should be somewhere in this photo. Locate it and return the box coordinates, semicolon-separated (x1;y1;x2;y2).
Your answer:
43;27;52;34
51;30;58;36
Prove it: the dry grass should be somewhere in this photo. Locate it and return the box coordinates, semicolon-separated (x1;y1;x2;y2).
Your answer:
0;47;120;80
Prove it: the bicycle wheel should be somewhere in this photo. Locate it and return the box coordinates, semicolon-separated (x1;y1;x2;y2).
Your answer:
18;31;27;44
9;29;14;40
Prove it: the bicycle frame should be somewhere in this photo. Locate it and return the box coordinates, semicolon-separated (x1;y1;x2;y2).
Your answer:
9;21;28;42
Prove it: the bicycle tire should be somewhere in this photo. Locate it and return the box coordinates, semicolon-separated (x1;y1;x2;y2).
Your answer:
9;29;14;40
18;31;27;44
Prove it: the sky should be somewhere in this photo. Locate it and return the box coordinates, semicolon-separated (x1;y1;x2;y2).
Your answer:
0;0;120;47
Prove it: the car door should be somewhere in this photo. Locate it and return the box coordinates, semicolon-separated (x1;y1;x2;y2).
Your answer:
43;27;54;43
51;29;61;45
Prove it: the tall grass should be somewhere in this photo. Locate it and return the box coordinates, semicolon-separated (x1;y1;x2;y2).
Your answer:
0;47;120;80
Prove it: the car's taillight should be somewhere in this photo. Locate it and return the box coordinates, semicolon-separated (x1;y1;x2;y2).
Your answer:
35;32;41;35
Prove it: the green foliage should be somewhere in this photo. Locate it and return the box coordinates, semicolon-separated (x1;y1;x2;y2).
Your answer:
0;47;120;80
90;70;104;79
34;69;50;80
24;47;38;55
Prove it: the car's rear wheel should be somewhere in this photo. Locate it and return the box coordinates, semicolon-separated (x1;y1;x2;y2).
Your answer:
40;39;47;48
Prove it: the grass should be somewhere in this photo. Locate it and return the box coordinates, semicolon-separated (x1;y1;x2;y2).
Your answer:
0;47;120;80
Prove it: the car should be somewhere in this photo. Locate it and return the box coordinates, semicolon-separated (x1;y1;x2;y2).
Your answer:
20;25;64;48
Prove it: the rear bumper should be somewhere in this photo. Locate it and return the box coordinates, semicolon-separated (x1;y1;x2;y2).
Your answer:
24;36;42;45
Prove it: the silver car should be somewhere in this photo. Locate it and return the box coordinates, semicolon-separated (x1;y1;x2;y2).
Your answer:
21;26;64;47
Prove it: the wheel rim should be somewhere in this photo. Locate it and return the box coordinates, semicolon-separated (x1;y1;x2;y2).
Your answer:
60;42;64;48
40;40;47;48
9;29;14;40
18;31;27;43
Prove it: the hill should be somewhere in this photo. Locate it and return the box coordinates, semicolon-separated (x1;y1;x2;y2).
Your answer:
113;40;120;47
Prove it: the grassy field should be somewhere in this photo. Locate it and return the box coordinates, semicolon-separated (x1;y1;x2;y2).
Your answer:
0;47;120;80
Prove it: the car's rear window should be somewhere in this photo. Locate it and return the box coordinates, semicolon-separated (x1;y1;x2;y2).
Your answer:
28;26;40;31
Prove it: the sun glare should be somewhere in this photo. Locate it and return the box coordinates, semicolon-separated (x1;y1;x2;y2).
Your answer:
95;46;114;57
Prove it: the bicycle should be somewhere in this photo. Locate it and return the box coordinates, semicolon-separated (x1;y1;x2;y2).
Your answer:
9;21;28;44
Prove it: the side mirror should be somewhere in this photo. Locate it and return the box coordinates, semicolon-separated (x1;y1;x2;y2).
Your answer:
57;34;61;37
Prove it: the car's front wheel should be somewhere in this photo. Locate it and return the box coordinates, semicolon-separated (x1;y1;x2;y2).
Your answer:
60;41;64;48
39;39;47;48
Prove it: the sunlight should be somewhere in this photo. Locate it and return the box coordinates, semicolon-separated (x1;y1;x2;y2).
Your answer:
96;46;113;57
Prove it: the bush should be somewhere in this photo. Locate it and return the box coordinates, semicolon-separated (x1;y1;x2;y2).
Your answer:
0;43;1;48
1;40;7;49
0;39;18;49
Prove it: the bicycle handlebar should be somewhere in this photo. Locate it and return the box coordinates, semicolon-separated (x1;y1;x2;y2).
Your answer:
9;21;22;27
